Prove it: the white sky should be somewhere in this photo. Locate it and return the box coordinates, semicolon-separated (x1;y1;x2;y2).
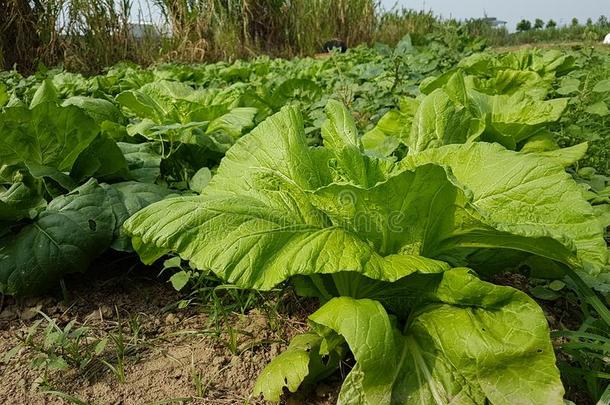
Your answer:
380;0;609;31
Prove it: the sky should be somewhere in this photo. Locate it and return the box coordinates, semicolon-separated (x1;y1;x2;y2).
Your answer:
380;0;609;31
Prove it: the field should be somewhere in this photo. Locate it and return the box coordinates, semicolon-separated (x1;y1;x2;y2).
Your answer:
1;29;610;405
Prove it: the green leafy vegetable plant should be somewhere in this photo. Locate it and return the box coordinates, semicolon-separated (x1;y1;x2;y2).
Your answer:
125;100;608;403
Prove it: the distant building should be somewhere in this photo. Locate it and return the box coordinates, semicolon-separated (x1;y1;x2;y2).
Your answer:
482;17;507;28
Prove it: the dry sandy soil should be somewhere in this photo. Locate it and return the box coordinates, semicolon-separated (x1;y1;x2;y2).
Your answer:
0;256;598;405
0;258;340;405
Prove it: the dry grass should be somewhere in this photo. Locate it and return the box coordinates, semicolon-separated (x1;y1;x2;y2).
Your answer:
1;0;440;73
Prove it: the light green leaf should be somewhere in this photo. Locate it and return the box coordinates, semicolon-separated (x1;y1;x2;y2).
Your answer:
254;332;344;401
592;79;610;93
300;269;564;405
556;77;581;95
125;105;588;292
476;69;549;98
0;103;99;173
322;100;391;186
468;90;568;149
169;271;190;291
267;78;323;109
125;106;456;289
402;142;608;281
30;79;59;109
530;143;588;167
62;96;123;124
585;101;609;117
361;127;401;158
163;256;182;269
116;81;188;122
408;87;482;152
409;72;568;151
189;167;212;194
362;98;419;156
206;107;257;139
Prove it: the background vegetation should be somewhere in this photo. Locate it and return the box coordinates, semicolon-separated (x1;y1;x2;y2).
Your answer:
3;0;609;74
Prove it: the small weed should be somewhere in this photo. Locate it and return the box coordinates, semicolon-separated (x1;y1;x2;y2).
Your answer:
42;389;89;405
190;355;209;398
224;326;239;355
18;312;106;373
553;269;610;402
16;307;154;388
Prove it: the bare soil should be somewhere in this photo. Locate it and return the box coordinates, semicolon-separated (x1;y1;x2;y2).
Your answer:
0;261;596;405
0;261;339;405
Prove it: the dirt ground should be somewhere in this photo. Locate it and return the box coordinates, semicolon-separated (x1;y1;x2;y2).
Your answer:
0;258;597;405
0;260;340;405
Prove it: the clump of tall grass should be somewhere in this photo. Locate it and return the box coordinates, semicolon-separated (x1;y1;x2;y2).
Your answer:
5;0;605;74
1;0;165;73
153;0;378;62
375;9;439;45
0;0;45;71
2;0;388;72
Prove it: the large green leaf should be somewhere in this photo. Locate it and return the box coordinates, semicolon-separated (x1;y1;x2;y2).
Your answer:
361;98;419;158
201;107;258;152
0;103;99;173
117;81;255;153
467;90;567;149
125;105;459;288
0;180;115;295
258;269;564;405
0;179;171;295
0;180;45;221
321;100;391;187
117;142;162;183
104;182;173;251
405;71;567;152
116;80;241;125
116;81;195;123
62;96;124;125
125;104;583;290
401;142;608;282
408;87;482;152
470;68;549;98
266;78;323;110
70;134;129;182
29;79;59;109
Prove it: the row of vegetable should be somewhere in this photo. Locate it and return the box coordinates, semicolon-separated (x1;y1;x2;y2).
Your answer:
1;34;609;403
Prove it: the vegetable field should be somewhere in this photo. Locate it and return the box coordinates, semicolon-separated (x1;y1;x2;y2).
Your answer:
1;34;609;405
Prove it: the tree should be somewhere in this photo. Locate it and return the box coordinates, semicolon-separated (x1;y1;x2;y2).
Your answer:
516;19;532;32
598;15;608;27
534;18;544;30
586;18;593;27
571;17;579;27
546;19;557;29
